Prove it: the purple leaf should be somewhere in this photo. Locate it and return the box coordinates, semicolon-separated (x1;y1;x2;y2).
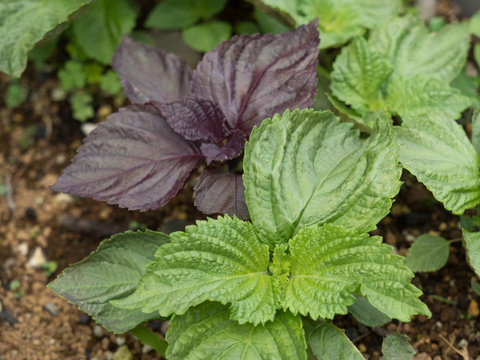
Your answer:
51;104;203;211
112;35;192;104
157;98;226;143
194;169;249;220
191;20;319;134
158;98;246;164
199;130;245;164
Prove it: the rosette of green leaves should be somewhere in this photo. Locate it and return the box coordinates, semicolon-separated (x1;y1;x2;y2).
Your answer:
330;15;473;126
50;109;430;358
248;0;401;49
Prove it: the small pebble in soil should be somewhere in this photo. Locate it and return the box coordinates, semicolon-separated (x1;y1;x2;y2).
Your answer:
81;122;97;136
15;242;28;257
113;345;132;360
25;207;37;220
0;300;3;312
469;299;479;317
44;302;58;316
79;313;90;324
55;193;74;204
28;246;47;269
93;324;104;338
104;350;113;360
0;310;19;325
115;337;126;346
142;344;153;354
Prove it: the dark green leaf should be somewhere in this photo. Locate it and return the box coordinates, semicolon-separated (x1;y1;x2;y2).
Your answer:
405;234;450;273
182;21;232;53
308;323;364;360
380;333;415;360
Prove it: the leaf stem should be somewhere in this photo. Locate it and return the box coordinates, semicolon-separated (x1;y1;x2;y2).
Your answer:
129;326;167;356
448;237;463;244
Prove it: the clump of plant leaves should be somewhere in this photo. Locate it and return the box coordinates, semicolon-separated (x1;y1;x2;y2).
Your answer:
397;110;480;277
247;0;401;49
49;108;428;359
329;15;473;126
51;20;320;220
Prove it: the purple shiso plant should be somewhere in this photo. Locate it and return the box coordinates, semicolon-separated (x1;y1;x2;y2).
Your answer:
52;20;319;219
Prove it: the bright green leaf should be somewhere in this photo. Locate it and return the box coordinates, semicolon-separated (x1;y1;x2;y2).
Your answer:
84;63;104;84
370;16;470;83
167;302;307;360
244;109;401;247
380;333;415;360
405;234;450;272
5;82;27;108
254;8;290;34
112;216;277;325
69;92;94;123
58;61;86;91
48;230;169;333
0;0;92;77
182;21;232;53
285;225;430;321
386;76;473;122
463;230;480;277
396;114;480;214
308;323;364;360
100;70;123;96
146;0;228;30
331;37;392;114
348;294;391;327
470;10;480;37
72;0;137;64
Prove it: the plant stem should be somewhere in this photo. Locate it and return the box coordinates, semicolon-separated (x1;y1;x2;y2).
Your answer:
448;237;463;244
129;326;167;356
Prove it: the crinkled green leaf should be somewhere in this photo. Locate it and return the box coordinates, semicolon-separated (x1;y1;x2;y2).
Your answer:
370;16;470;83
405;234;450;272
72;0;137;64
244;109;401;247
146;0;228;29
308;323;364;360
166;302;307;360
385;76;473;122
331;37;392;114
0;0;92;77
112;216;277;325
463;230;480;277
348;294;391;327
182;21;233;53
396;114;480;214
285;225;431;321
380;333;415;360
47;230;169;333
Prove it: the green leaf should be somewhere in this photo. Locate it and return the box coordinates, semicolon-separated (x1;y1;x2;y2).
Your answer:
100;70;122;96
69;92;94;123
58;60;86;91
71;0;137;64
472;109;480;159
0;0;92;77
182;21;233;53
146;0;228;30
112;216;277;325
167;302;307;360
370;16;470;83
244;109;401;247
380;333;415;360
308;323;364;360
386;76;474;122
235;21;260;35
5;82;27;108
254;8;290;35
348;294;391;327
470;10;480;37
396;114;480;214
285;225;430;322
405;234;450;272
48;230;169;333
463;230;480;277
472;279;480;297
84;63;104;85
129;326;167;357
331;37;392;114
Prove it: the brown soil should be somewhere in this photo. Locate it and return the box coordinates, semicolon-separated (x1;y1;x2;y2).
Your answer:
1;3;480;359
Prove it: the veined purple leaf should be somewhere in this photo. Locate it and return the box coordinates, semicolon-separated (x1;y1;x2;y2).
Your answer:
191;19;319;134
51;104;203;211
158;98;226;143
194;169;249;220
199;130;245;164
112;35;192;104
158;98;246;163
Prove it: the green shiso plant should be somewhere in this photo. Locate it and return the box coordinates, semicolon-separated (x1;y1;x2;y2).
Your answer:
49;109;430;358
